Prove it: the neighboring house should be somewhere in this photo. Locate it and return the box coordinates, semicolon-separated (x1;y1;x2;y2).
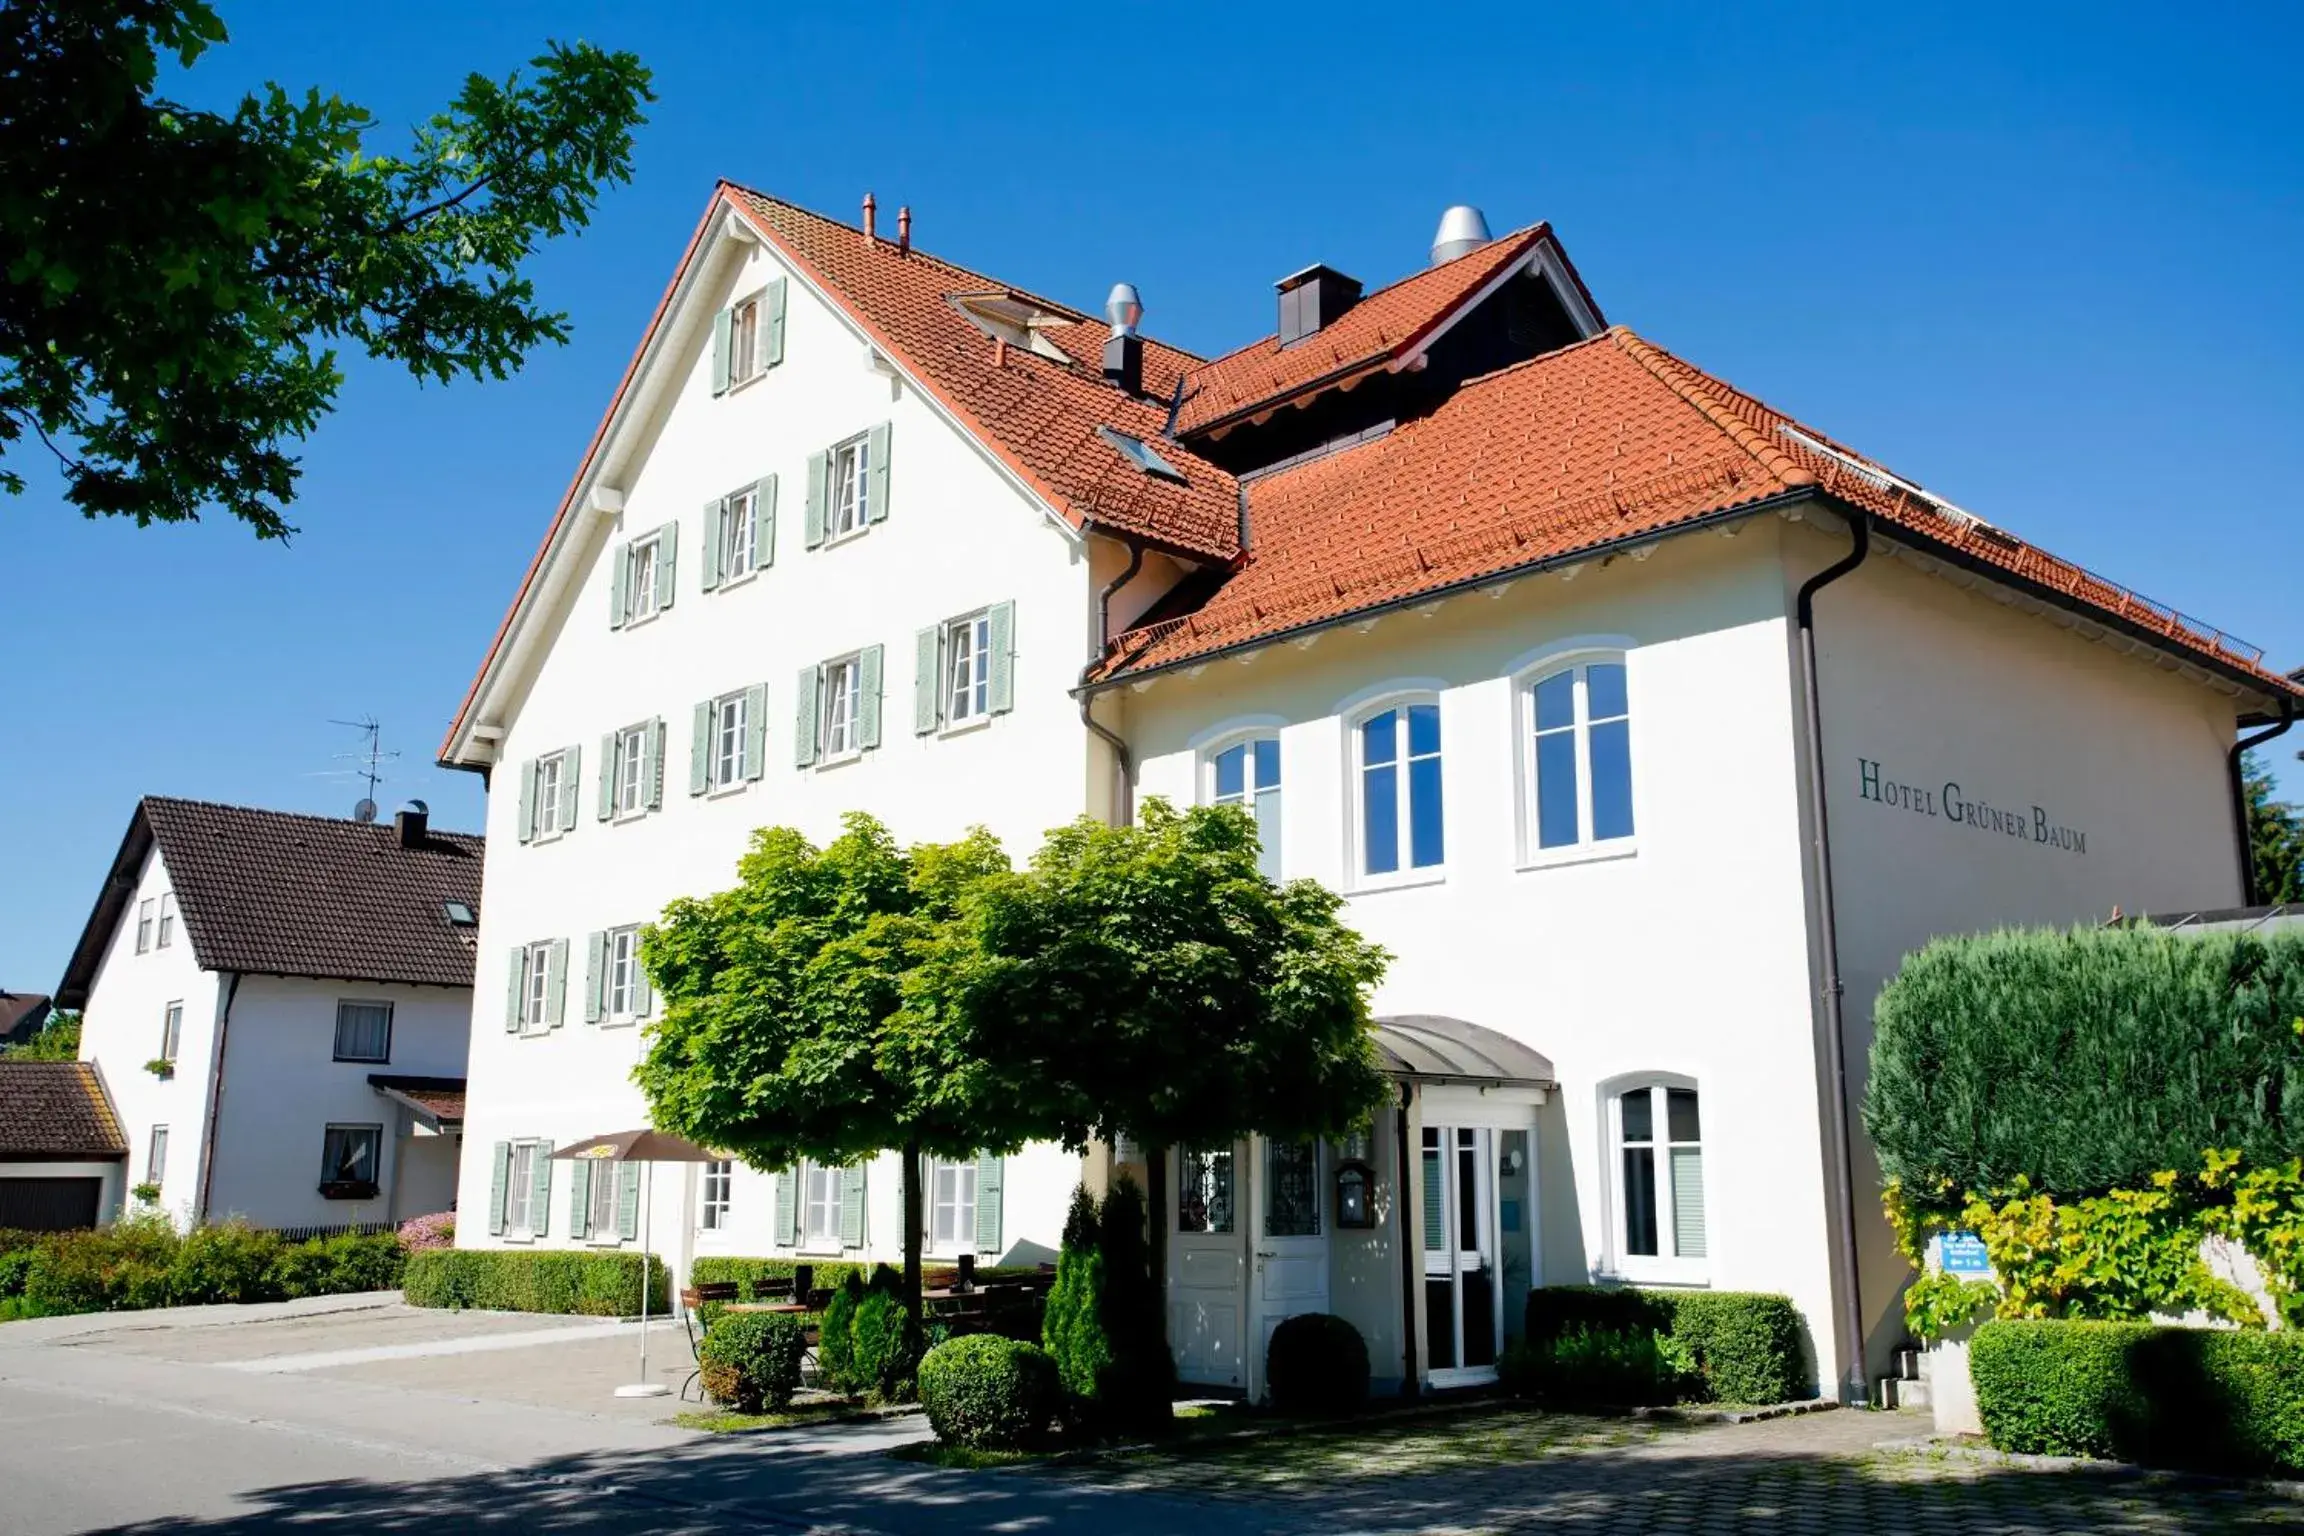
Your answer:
437;183;2303;1402
54;798;482;1231
0;1062;127;1229
0;991;53;1049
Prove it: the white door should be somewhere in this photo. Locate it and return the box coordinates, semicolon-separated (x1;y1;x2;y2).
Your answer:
1422;1125;1503;1386
1248;1137;1329;1400
1169;1142;1245;1388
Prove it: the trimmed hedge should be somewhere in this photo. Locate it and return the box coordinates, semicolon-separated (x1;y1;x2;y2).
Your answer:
0;1218;404;1318
1266;1312;1370;1416
699;1310;808;1413
919;1334;1059;1448
1522;1287;1812;1406
400;1248;667;1316
1971;1320;2304;1476
688;1255;865;1300
1866;926;2304;1207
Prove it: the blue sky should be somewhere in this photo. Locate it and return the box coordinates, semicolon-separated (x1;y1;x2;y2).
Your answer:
5;1;2299;989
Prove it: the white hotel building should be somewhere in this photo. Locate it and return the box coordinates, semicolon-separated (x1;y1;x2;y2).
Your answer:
438;184;2301;1401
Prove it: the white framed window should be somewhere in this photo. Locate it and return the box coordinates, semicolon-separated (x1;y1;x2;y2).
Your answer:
135;899;154;954
587;1159;622;1240
1610;1080;1706;1279
158;1001;183;1063
605;927;643;1021
827;434;869;539
800;1163;842;1249
1528;658;1635;856
504;1141;538;1238
147;1125;169;1185
532;750;571;840
928;1158;978;1255
700;1160;732;1231
717;486;758;584
521;940;555;1034
156;893;176;949
714;691;748;788
944;613;992;727
614;724;649;816
321;1124;382;1188
820;655;863;759
1354;699;1444;883
1209;736;1283;881
727;293;761;386
626;533;663;621
332;1000;392;1063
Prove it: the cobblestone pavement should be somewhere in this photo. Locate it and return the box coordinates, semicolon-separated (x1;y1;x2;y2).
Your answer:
1050;1403;2304;1534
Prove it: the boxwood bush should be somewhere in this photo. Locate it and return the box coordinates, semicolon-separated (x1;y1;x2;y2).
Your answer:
1265;1312;1369;1415
400;1248;667;1316
918;1334;1059;1448
698;1310;808;1413
1971;1319;2304;1476
1521;1286;1812;1406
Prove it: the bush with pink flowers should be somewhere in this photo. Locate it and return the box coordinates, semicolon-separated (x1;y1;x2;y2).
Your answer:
397;1212;456;1252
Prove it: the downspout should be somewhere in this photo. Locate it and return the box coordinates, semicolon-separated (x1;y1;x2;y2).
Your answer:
1079;529;1145;827
1393;1079;1421;1398
1794;506;1871;1407
195;970;242;1225
2229;700;2296;906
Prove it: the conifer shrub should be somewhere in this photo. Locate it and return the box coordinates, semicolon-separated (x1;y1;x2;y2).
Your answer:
1041;1178;1173;1435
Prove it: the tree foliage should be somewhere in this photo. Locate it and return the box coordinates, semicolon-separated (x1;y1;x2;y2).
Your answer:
5;1010;79;1060
2245;749;2304;906
1;0;652;537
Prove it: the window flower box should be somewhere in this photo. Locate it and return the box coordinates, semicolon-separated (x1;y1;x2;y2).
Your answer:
318;1179;380;1201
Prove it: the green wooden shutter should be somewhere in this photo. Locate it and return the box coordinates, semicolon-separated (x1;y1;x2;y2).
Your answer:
689;702;712;795
559;744;581;833
865;422;892;524
700;499;723;591
754;476;778;568
839;1163;866;1249
914;626;942;735
504;948;525;1032
793;665;820;767
546;938;569;1028
710;306;733;395
617;1164;641;1241
528;1142;552;1239
762;278;787;368
516;759;536;844
633;952;653;1017
776;1167;799;1247
856;644;884;751
489;1142;511;1235
654;521;678;611
569;1157;593;1239
804;451;828;548
610;541;629;629
987;601;1017;714
646;719;666;808
596;734;617;820
742;683;768;781
975;1154;1004;1257
584;931;606;1024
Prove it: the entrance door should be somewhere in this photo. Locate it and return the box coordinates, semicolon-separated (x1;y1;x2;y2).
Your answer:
1422;1126;1502;1385
1248;1137;1329;1399
1170;1142;1245;1389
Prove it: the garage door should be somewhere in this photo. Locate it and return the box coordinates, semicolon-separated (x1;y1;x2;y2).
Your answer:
0;1177;102;1231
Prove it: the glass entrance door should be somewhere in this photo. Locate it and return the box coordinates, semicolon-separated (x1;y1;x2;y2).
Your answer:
1421;1126;1501;1382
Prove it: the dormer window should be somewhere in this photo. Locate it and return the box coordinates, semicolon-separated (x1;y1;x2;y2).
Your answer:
443;901;477;928
1098;428;1186;484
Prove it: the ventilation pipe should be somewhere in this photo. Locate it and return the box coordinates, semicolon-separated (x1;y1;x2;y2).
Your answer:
1430;204;1492;266
1103;282;1144;396
861;191;876;242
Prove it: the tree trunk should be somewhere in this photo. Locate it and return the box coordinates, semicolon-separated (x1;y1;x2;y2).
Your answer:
900;1139;925;1358
1145;1141;1170;1348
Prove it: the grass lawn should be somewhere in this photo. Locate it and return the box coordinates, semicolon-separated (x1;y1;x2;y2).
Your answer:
672;1399;880;1434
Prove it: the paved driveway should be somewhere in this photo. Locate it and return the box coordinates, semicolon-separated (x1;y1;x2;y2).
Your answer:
1;1295;2293;1534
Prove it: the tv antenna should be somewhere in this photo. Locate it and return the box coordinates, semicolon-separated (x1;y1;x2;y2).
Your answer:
319;717;400;822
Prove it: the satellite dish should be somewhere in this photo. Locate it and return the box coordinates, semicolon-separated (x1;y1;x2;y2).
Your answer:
353;798;378;824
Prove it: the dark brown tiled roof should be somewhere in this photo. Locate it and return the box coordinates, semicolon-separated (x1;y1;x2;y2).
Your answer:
0;992;51;1046
368;1074;466;1130
0;1063;126;1160
57;800;484;1006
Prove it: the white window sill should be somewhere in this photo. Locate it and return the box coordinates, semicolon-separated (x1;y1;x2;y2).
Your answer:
712;567;761;594
610;805;651;825
599;1014;643;1030
529;828;568;848
502;1231;537;1245
1518;839;1638;873
706;778;752;800
724;369;765;397
586;1236;627;1250
621;606;665;631
814;748;864;771
1348;868;1448;897
519;1024;554;1040
1605;1260;1710;1288
938;713;992;740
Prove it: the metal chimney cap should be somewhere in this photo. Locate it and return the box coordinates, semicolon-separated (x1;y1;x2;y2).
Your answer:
1105;282;1143;336
1430;205;1493;267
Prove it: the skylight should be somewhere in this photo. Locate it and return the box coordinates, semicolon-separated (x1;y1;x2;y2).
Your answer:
442;901;477;928
1098;427;1187;484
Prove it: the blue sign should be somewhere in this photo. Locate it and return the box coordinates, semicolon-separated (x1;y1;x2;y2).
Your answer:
1937;1232;1992;1276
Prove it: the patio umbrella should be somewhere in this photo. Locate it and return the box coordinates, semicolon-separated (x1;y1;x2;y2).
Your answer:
552;1128;720;1398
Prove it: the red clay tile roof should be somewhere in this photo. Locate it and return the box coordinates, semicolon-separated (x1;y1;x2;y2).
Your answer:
57;800;485;1007
726;187;1244;560
1173;225;1569;436
0;1062;126;1160
1095;328;2301;700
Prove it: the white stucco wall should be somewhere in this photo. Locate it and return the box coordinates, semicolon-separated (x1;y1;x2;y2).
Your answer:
74;845;216;1226
202;975;472;1230
456;223;1104;1274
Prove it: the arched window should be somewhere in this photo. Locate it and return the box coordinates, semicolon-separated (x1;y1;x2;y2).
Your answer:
1610;1079;1705;1276
1208;736;1282;881
1356;700;1444;880
1529;659;1633;853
